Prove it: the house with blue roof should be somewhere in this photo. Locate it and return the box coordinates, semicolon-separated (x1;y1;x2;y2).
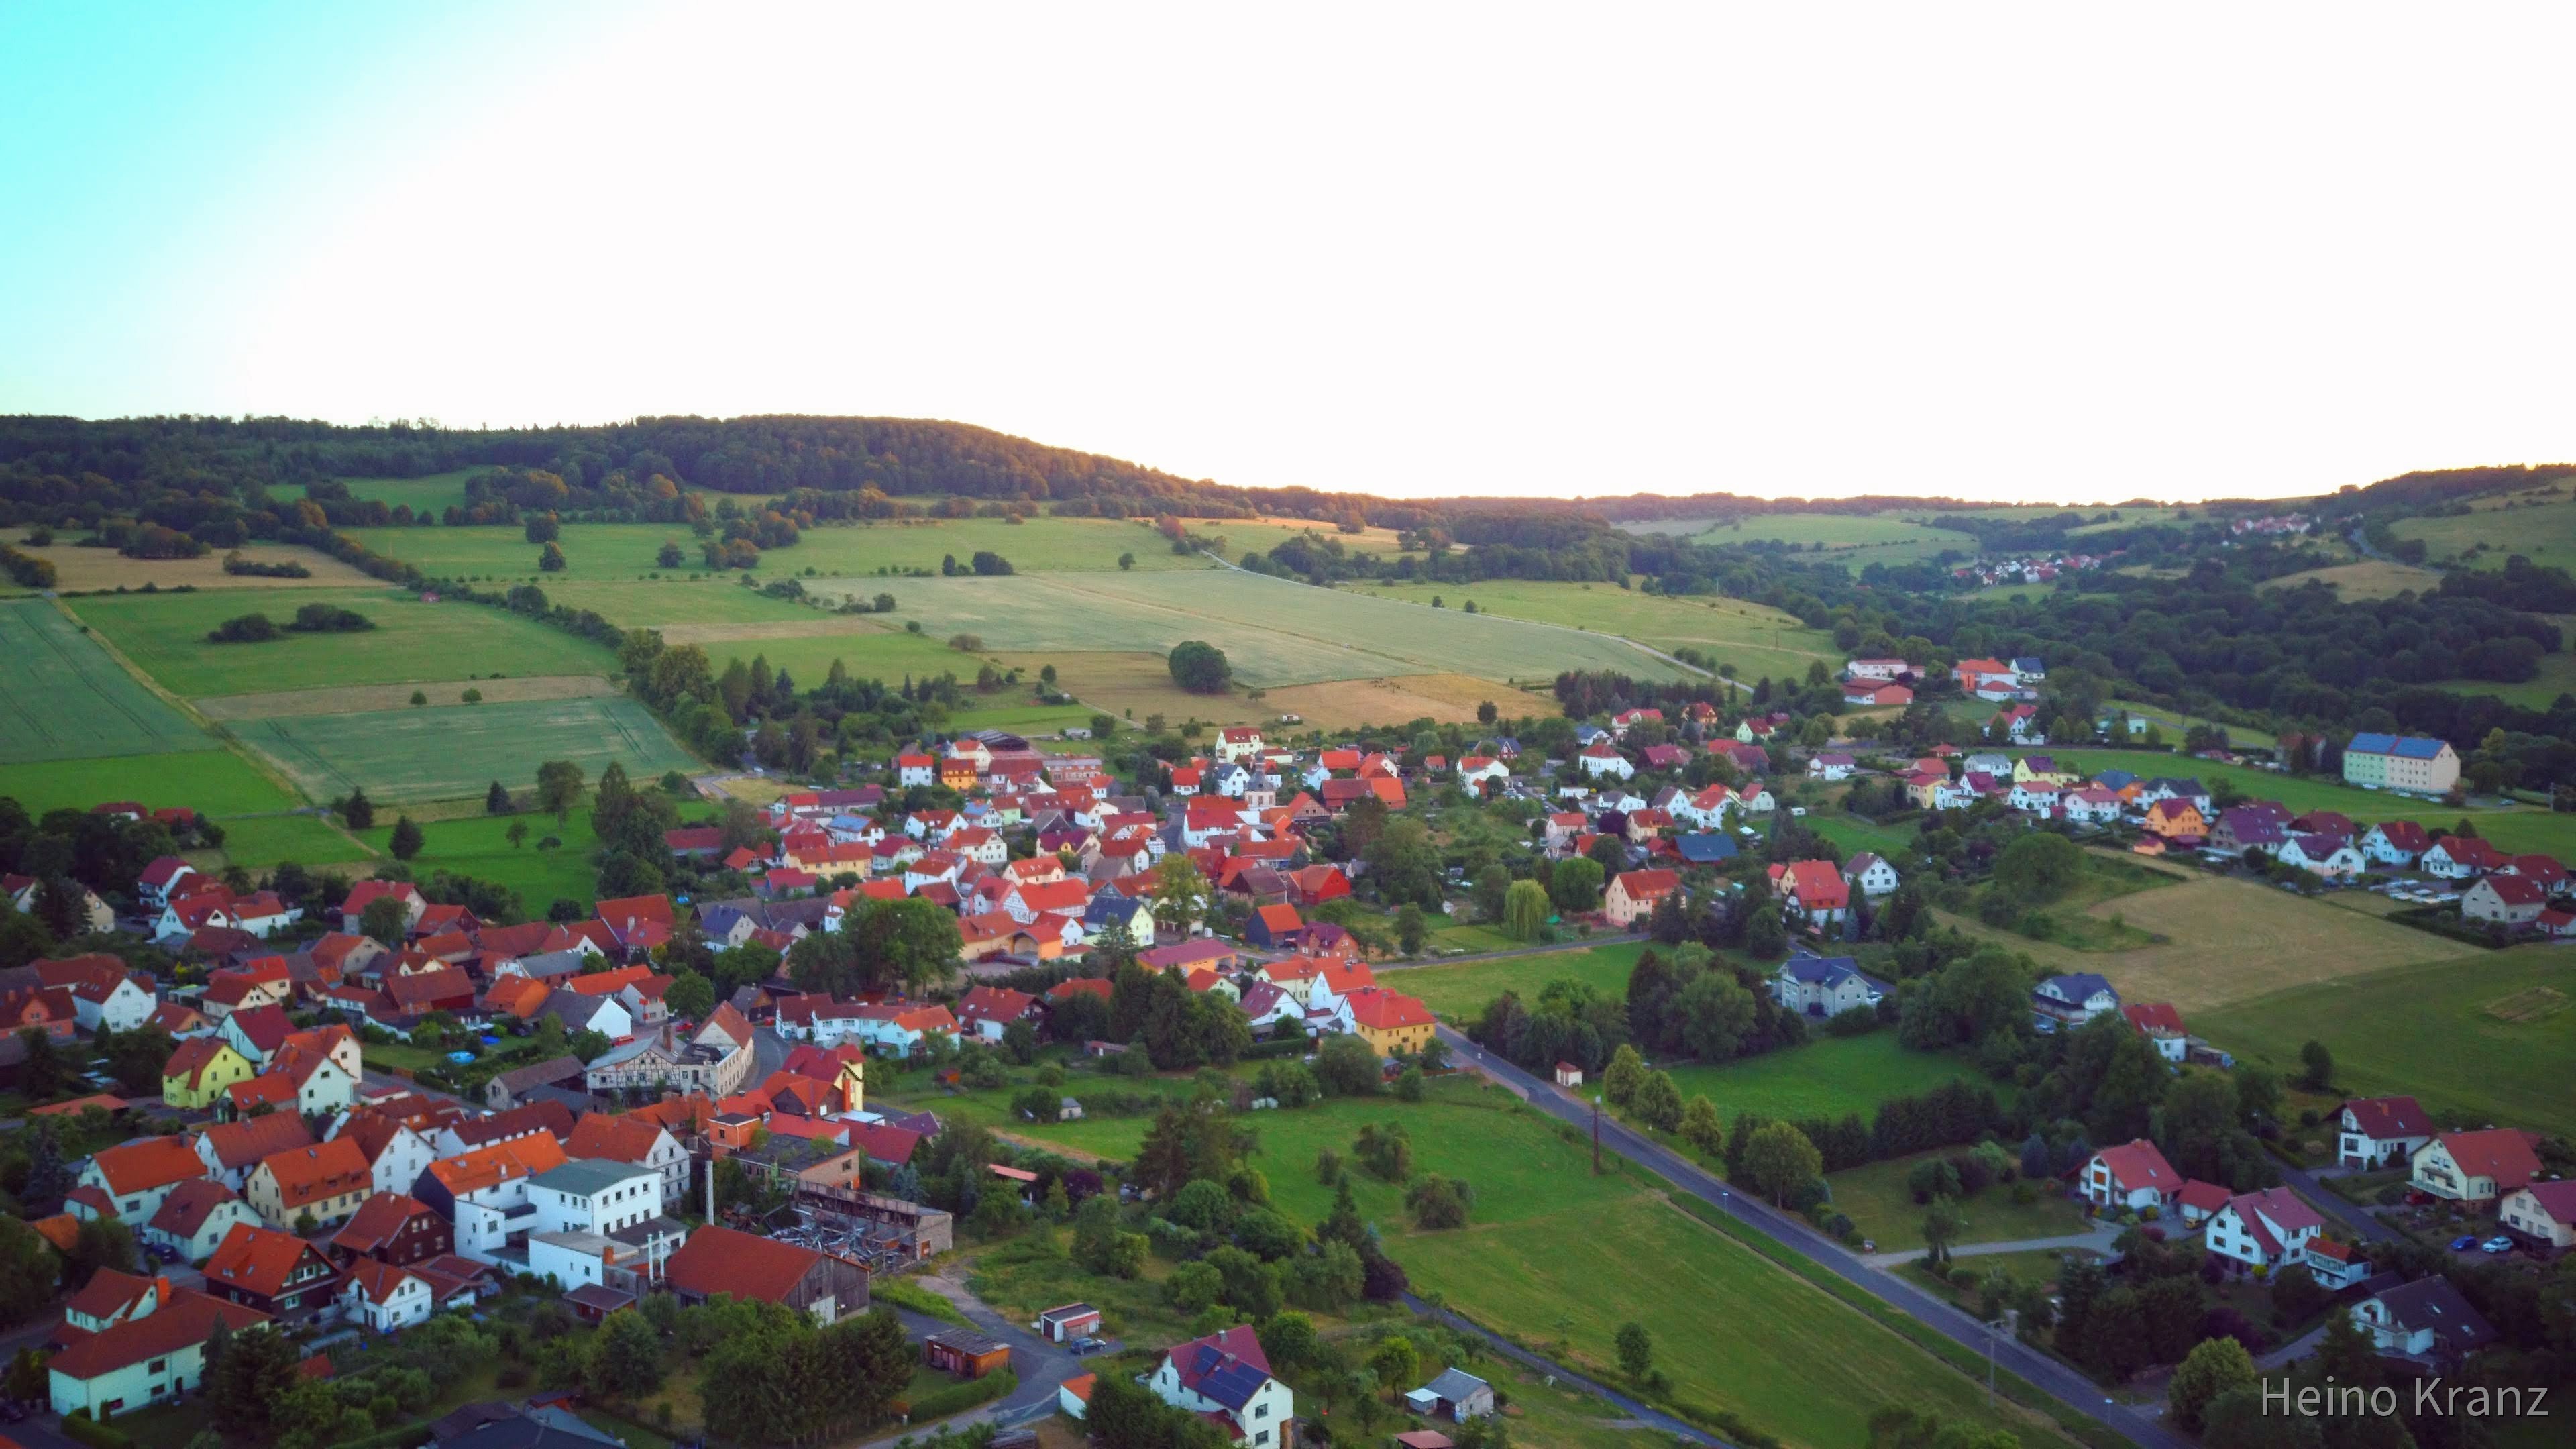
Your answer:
2033;972;2120;1030
2342;733;2459;795
1770;954;1890;1018
1676;832;1739;864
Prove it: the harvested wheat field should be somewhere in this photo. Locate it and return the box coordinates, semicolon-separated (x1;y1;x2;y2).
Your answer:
1943;874;2479;1014
197;674;621;720
2259;559;2445;600
1262;672;1552;730
2;530;378;591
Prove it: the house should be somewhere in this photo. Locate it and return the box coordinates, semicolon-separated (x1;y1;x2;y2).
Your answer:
2032;973;2118;1028
1343;988;1436;1057
1770;955;1889;1018
246;1137;374;1231
1554;1061;1584;1088
2141;798;2207;842
340;879;427;935
329;1191;453;1267
2118;1002;2188;1061
1038;1303;1103;1343
136;855;199;909
2202;1186;2324;1272
2422;835;2507;879
1845;657;1915;682
77;1135;210;1223
2014;755;2078;786
1773;860;1849;929
2498;1180;2576;1250
1576;741;1634;780
1805;752;1854;782
1148;1325;1293;1448
564;1113;694;1205
1844;682;1913;708
1988;704;2041;743
144;1179;260;1264
1602;869;1680;928
665;1224;867;1324
2341;733;2461;794
2337;1096;2435;1169
2084;1138;2181;1212
160;1037;255;1110
2304;1237;2372;1291
2175;1179;2232;1228
203;1222;343;1324
1405;1368;1496;1423
528;1159;664;1237
2410;1129;2542;1205
195;1112;316;1191
1843;852;1900;898
338;1258;435;1332
2361;820;2432;866
331;1110;439;1199
1246;902;1306;950
486;1055;589;1111
2463;874;2548;927
1676;832;1739;865
417;1134;570;1265
30;955;157;1033
45;1280;267;1419
924;1326;1013;1379
2350;1278;2496;1364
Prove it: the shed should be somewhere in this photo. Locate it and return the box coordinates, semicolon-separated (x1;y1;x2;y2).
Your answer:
1036;1302;1102;1343
923;1326;1012;1379
1553;1062;1584;1088
1405;1366;1496;1421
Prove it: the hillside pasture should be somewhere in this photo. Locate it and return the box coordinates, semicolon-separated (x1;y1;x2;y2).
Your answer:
1937;873;2478;1014
233;696;697;803
2431;649;2576;711
0;748;301;818
209;812;374;871
1350;578;1839;684
69;589;617;698
1826;1150;2092;1252
198;674;622;720
345;515;1193;582
647;619;987;688
2197;949;2576;1141
2259;559;2444;600
808;570;1678;687
1214;515;1419;559
1680;511;1981;568
2392;498;2576;573
0;529;377;592
291;469;487;515
0;600;211;763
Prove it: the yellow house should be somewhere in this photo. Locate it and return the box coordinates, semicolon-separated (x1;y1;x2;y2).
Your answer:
2012;755;2079;786
244;1138;372;1231
2142;799;2206;840
1346;989;1436;1057
161;1038;254;1110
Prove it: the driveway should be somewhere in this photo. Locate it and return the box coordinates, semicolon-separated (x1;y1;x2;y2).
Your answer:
2271;1161;2400;1245
1440;1026;2180;1449
1862;1224;2125;1269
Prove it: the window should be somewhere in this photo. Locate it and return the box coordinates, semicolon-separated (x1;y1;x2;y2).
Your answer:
148;1359;167;1374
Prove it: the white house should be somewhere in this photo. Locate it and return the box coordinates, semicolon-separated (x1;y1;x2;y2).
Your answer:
338;1259;434;1332
1805;753;1854;782
2350;1279;2497;1362
46;1281;264;1420
1456;756;1511;790
2202;1187;2323;1271
529;1159;665;1238
2276;835;2367;880
2033;973;2119;1028
1576;742;1634;780
1149;1326;1294;1449
2337;1097;2435;1169
2360;822;2431;867
331;1116;439;1200
2082;1139;2180;1212
1842;852;1900;898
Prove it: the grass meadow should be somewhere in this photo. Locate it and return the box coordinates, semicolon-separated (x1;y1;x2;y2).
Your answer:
0;528;376;593
1386;941;1646;1020
2392;497;2576;573
2257;559;2445;600
233;696;697;804
344;516;1193;581
0;749;299;817
289;469;487;514
1661;1032;1972;1124
69;588;617;698
2196;949;2576;1140
1825;1150;2092;1252
358;810;611;910
0;600;211;763
207;812;374;870
914;1076;2040;1447
1680;512;1981;568
1349;578;1841;683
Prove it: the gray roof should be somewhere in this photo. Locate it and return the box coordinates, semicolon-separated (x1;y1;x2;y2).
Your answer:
531;1158;656;1197
2038;973;2116;1003
1778;955;1888;994
2368;1277;2496;1352
496;1055;586;1093
511;949;592;980
538;990;619;1032
1418;1367;1491;1401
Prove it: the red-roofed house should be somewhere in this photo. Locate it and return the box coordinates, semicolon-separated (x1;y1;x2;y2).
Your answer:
1148;1325;1291;1445
1341;988;1434;1056
2118;1003;2188;1061
1774;860;1850;928
2412;1129;2544;1205
2204;1186;2324;1272
665;1224;867;1324
955;986;1040;1043
1603;869;1680;928
203;1222;341;1324
76;1136;209;1222
1246;902;1305;950
2084;1138;2181;1212
339;880;425;935
45;1279;268;1418
2337;1096;2436;1169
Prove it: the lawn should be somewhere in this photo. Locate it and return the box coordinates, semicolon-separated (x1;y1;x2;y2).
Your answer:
1810;812;1918;859
69;588;618;697
1661;1031;1972;1124
233;696;700;804
1348;578;1839;684
2434;647;2576;710
802;570;1679;688
1826;1151;2092;1252
0;598;211;763
1385;941;1646;1020
0;748;301;817
1966;854;2178;954
358;810;610;911
2196;948;2576;1140
345;515;1198;582
213;812;374;869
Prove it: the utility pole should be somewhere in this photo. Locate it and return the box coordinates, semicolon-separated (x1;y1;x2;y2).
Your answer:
1591;1094;1603;1175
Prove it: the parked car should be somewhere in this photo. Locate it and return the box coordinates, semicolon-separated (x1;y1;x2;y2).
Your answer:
2448;1235;2480;1251
1070;1336;1108;1356
2481;1236;2516;1254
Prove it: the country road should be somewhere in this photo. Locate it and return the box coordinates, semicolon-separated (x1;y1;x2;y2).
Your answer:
1438;1025;2180;1449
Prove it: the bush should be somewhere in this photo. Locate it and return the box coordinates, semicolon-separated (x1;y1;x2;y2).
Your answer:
906;1368;1016;1420
61;1414;133;1449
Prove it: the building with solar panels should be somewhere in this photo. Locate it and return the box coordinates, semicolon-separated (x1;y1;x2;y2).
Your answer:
1148;1324;1293;1446
2342;733;2459;794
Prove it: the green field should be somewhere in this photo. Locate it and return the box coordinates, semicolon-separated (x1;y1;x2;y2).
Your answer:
930;1079;2037;1446
1679;512;1980;568
2196;949;2576;1141
1663;1032;1972;1124
359;810;610;910
0;599;211;763
0;749;300;818
665;623;993;690
345;516;1195;582
1389;942;1646;1020
532;578;831;629
1810;812;1919;859
802;570;1678;687
2435;648;2576;710
1351;578;1839;683
1207;517;1419;560
233;696;698;803
1825;1150;2092;1252
212;812;374;869
2392;498;2576;573
2023;747;2576;858
290;469;486;515
70;589;618;698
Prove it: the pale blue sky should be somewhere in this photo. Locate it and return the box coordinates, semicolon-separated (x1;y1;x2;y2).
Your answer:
5;4;2575;504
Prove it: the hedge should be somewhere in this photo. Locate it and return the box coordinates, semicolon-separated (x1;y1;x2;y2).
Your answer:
62;1413;133;1449
871;1277;975;1328
907;1367;1017;1421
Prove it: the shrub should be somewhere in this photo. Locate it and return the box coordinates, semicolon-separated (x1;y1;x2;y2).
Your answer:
907;1369;1016;1420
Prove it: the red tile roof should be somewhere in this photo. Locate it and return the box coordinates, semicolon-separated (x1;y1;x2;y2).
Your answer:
89;1135;209;1197
48;1285;265;1381
664;1224;823;1305
2092;1138;2180;1193
205;1222;337;1297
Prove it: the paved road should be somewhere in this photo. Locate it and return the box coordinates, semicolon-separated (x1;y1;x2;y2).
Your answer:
1440;1026;2180;1449
1863;1224;2125;1269
900;1271;1085;1427
2259;1320;2332;1371
1404;1293;1727;1448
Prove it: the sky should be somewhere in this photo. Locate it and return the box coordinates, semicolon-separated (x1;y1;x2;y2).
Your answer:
4;3;2574;506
